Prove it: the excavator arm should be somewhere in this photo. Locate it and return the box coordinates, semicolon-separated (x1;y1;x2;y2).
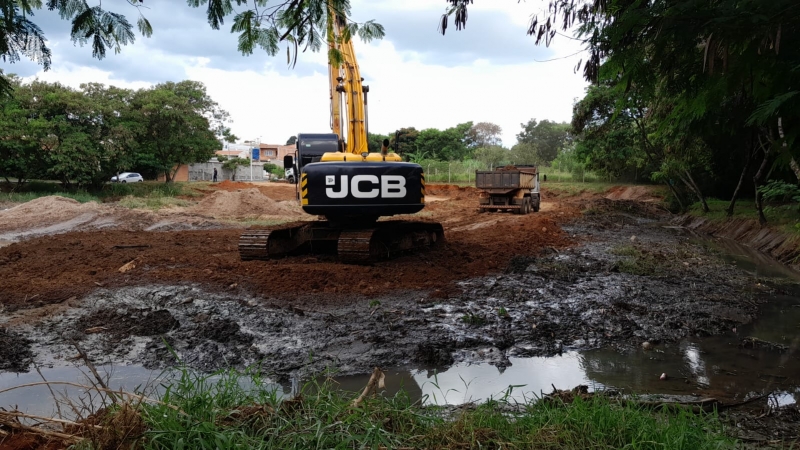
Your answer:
328;13;368;155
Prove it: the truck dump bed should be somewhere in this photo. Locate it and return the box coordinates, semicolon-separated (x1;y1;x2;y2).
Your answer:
475;166;538;191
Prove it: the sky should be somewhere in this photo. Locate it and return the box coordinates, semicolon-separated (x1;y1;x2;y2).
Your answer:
1;0;589;148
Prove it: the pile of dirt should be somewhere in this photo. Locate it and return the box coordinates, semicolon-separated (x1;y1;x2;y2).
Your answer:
605;185;663;202
75;307;180;339
191;188;302;218
0;196;101;232
427;184;481;200
213;180;258;191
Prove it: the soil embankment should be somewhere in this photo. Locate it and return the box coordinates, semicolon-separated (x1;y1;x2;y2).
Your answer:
677;215;800;270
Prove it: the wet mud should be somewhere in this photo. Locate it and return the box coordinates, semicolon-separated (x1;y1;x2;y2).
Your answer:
0;328;32;372
2;184;799;445
1;196;779;384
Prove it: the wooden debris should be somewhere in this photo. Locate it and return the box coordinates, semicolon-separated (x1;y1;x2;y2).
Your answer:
84;326;107;334
351;367;386;408
118;259;137;273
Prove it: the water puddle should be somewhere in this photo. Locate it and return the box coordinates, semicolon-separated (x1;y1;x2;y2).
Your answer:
1;237;798;412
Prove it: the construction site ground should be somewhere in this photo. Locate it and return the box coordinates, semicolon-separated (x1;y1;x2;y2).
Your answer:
1;181;798;403
2;180;800;443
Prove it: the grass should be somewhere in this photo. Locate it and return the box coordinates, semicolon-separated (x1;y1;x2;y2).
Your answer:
0;180;208;211
611;244;660;276
80;365;737;449
689;198;800;235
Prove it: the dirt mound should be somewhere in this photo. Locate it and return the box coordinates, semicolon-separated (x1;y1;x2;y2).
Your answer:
75;308;180;338
0;196;101;232
605;185;662;202
191;188;302;218
213;180;257;191
427;184;480;199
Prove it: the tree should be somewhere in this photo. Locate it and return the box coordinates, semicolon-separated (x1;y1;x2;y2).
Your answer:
388;127;420;157
474;145;508;169
509;142;538;165
222;157;250;181
415;122;473;161
0;77;52;184
467;122;503;148
516;119;570;165
130;81;227;182
0;0;385;96
286;135;297;145
443;0;800;220
571;83;645;180
367;132;389;153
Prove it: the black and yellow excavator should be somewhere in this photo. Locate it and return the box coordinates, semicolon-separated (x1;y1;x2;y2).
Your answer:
238;9;444;264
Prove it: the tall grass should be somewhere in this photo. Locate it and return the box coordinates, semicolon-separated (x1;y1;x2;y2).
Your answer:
127;366;736;449
0;180;204;208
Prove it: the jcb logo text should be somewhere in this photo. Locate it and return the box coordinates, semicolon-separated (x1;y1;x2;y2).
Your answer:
325;175;407;199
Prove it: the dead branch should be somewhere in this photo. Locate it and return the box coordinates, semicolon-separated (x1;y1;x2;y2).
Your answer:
0;410;102;430
0;381;181;412
0;416;82;443
34;362;64;423
351;367;386;408
69;341;116;403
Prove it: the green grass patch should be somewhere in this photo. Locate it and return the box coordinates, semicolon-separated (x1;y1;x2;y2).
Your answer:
611;244;660;276
0;191;100;204
689;198;800;235
1;180;205;206
97;366;737;449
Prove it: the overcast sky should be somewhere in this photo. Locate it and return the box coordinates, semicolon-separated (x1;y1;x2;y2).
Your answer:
1;0;589;147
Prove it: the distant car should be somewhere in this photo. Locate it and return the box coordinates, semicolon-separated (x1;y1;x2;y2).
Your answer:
285;167;296;184
111;172;144;183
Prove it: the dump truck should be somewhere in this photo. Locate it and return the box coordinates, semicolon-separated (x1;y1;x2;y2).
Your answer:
475;165;541;214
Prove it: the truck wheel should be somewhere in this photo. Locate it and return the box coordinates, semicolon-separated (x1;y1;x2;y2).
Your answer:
525;198;532;214
515;202;524;215
532;197;540;212
287;176;295;184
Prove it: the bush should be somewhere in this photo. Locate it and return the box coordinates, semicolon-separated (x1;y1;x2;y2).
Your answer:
759;179;800;204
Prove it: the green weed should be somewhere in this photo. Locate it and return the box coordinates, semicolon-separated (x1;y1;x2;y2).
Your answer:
461;312;486;326
611;244;660;276
130;365;736;449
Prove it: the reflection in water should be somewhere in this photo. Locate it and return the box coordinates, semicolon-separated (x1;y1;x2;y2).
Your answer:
411;354;595;405
0;365;286;420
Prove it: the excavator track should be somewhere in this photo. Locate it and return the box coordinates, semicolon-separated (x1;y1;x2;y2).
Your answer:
240;221;444;263
238;224;313;261
337;221;445;264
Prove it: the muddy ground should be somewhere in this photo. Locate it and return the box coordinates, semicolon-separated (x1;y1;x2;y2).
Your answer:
0;182;773;379
2;181;799;444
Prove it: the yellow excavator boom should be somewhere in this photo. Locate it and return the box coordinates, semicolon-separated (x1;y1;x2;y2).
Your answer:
324;7;400;161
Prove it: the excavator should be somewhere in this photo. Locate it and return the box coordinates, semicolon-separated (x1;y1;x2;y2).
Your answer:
238;9;444;264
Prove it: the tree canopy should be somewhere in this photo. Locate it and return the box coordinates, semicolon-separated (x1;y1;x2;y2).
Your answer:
0;77;232;185
0;0;385;95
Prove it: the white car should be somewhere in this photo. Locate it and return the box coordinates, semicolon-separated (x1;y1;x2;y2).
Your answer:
111;172;144;183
